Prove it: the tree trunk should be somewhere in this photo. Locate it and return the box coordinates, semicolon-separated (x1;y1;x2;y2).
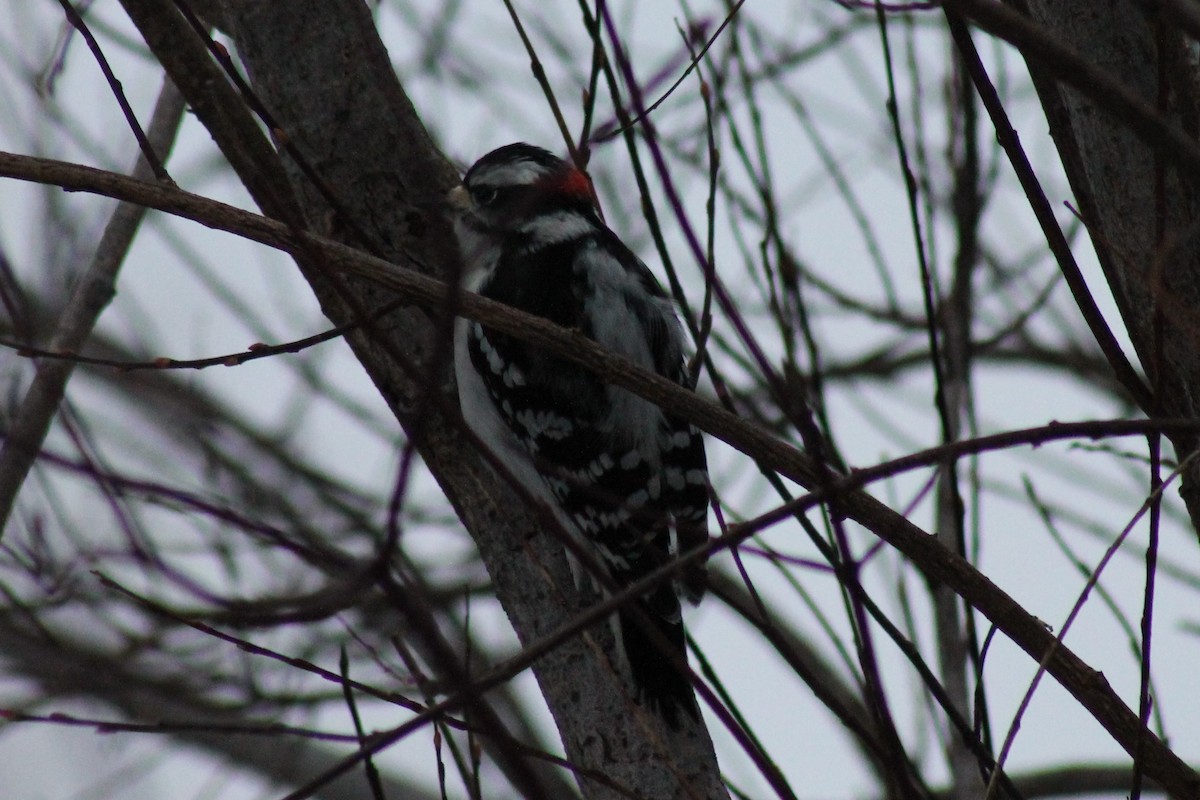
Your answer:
117;0;729;797
1017;0;1200;535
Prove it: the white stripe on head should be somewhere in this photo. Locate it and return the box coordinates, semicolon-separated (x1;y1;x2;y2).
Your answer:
471;158;557;189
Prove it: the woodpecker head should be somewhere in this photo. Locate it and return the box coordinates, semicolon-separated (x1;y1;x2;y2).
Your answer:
449;144;597;260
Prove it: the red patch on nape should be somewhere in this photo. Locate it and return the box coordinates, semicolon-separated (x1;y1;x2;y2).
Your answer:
544;167;594;203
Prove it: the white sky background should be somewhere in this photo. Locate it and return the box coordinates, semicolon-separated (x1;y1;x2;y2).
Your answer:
0;1;1197;799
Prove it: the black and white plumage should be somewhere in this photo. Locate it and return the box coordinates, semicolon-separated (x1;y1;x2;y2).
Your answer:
449;143;709;726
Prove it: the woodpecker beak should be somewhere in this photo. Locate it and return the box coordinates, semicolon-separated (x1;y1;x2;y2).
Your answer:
447;184;471;212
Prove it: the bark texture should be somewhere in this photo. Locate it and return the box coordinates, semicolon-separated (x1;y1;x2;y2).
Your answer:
1019;0;1200;534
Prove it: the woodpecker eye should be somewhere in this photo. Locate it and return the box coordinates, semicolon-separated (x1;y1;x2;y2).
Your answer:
472;187;499;207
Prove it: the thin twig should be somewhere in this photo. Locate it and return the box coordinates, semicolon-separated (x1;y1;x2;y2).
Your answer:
55;0;172;182
602;0;746;140
339;647;388;800
0;303;395;372
501;0;578;165
944;11;1153;411
983;451;1196;799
